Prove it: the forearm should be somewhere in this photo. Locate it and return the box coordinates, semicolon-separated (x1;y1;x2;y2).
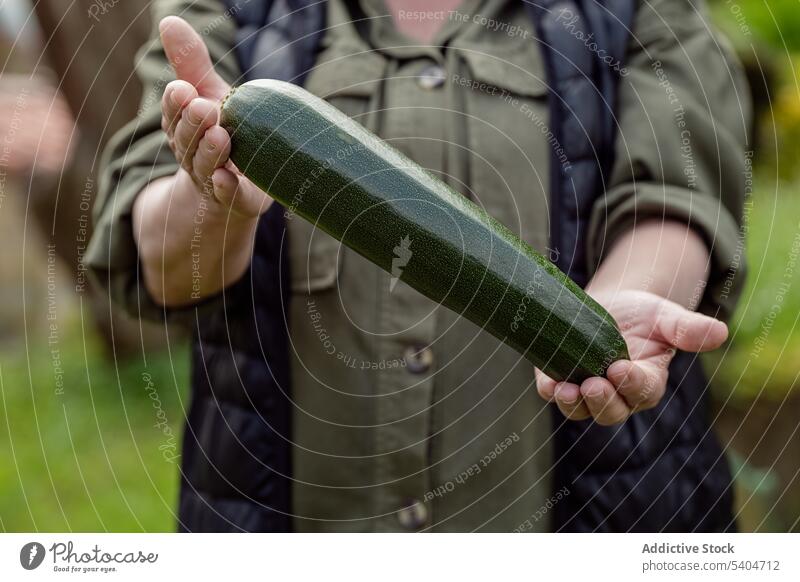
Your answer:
587;219;710;310
133;169;258;307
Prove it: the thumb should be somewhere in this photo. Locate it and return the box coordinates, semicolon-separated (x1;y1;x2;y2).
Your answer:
159;16;229;100
655;300;729;353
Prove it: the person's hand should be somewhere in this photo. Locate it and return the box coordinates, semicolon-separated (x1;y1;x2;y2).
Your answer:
0;76;75;174
159;15;270;218
535;289;728;425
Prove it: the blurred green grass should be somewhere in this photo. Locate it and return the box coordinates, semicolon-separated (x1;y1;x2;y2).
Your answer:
0;315;189;532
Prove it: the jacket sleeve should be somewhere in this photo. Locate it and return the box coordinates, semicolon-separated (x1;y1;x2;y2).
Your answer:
586;0;752;321
85;0;243;324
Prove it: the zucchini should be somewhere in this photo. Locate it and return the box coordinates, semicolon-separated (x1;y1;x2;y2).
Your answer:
221;79;628;383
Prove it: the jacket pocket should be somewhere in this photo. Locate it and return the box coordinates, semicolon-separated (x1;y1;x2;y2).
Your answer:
458;42;548;99
303;41;386;120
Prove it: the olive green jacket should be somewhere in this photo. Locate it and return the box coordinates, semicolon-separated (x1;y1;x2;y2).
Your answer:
87;0;750;531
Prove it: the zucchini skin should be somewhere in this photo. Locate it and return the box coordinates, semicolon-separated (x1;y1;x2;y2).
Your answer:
221;79;628;382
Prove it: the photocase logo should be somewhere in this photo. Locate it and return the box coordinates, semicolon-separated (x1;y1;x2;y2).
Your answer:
20;542;46;570
390;235;413;292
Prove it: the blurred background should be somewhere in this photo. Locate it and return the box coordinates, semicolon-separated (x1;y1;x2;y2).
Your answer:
0;0;797;532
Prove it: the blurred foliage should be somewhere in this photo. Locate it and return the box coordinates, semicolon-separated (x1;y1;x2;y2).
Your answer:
704;175;800;531
711;0;800;180
764;59;800;181
710;0;800;52
0;314;189;532
705;2;800;400
704;0;800;527
707;177;800;401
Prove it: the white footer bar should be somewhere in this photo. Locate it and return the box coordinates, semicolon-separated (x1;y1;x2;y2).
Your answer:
1;533;796;580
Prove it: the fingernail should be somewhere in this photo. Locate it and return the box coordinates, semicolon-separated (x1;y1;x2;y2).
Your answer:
583;384;605;399
555;387;578;405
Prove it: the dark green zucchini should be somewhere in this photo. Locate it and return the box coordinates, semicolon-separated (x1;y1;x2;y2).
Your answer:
220;79;628;382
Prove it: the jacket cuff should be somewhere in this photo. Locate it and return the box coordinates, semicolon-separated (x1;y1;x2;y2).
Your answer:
586;182;745;321
86;164;230;329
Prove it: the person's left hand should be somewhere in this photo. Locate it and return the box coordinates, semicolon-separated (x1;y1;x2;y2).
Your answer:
535;289;728;425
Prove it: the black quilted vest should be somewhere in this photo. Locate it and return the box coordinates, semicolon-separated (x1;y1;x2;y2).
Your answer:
177;0;735;532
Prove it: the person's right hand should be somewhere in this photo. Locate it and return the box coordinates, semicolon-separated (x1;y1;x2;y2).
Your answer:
159;15;271;218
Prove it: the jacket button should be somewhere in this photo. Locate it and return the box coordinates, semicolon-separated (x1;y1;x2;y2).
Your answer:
397;499;428;530
417;64;446;89
404;345;433;374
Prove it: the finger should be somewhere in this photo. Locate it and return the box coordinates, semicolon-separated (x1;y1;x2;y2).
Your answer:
607;360;666;411
159;16;229;100
194;125;231;183
212;167;272;218
174;98;218;171
211;167;242;207
554;382;591;421
535;368;558;401
580;377;631;425
655;302;729;353
162;80;197;137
